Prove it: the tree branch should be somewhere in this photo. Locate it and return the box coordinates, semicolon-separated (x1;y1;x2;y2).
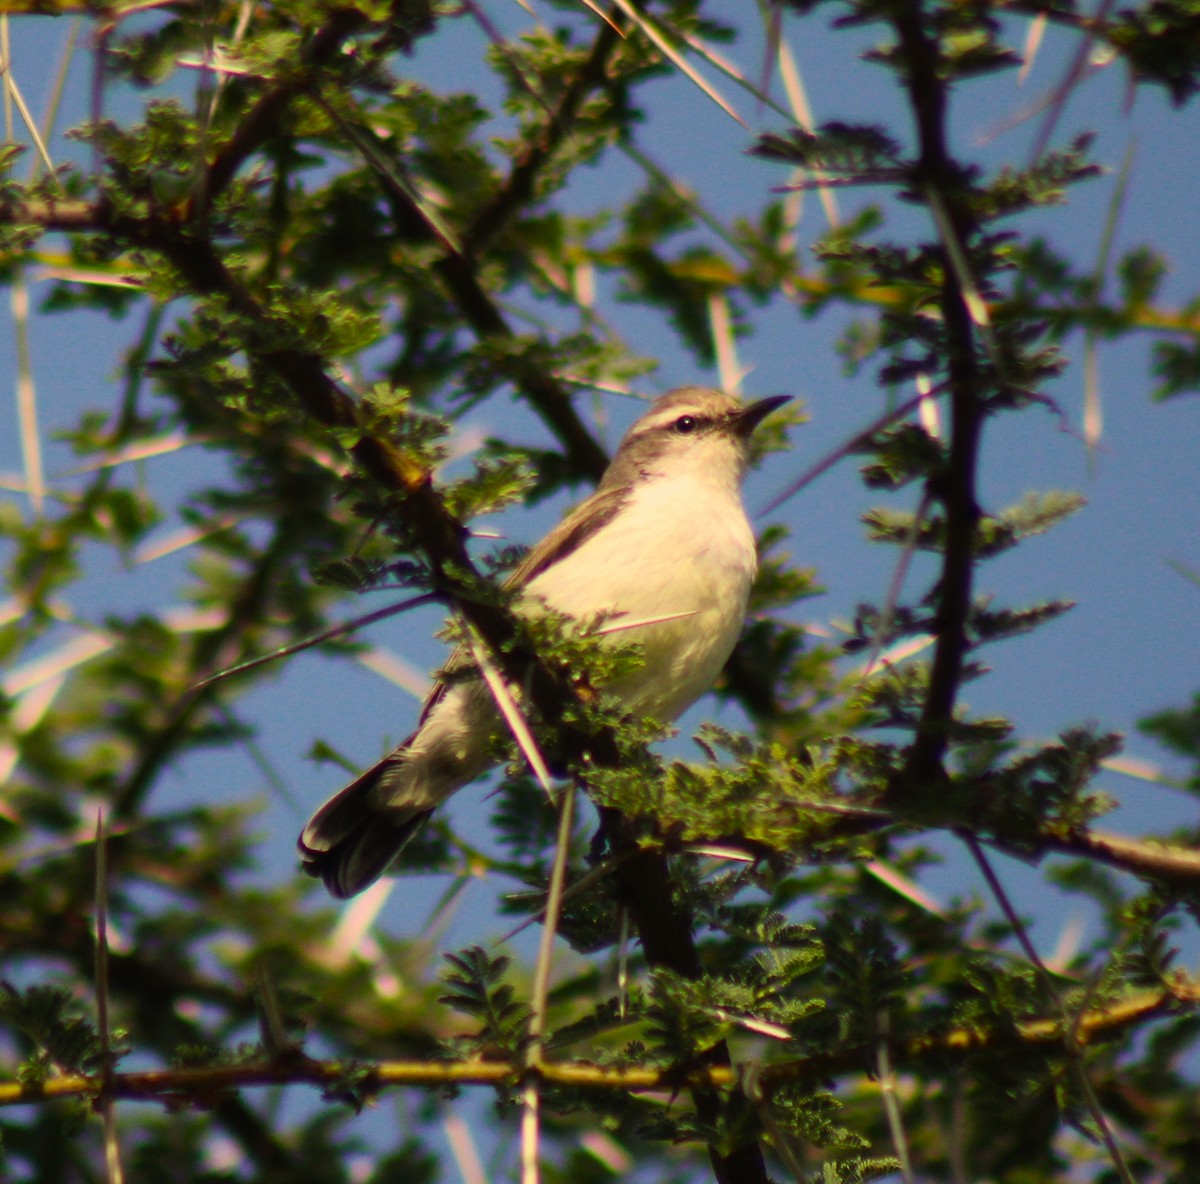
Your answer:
5;981;1190;1108
891;4;987;791
196;7;373;215
461;15;624;256
1046;828;1200;885
601;813;770;1184
364;122;612;483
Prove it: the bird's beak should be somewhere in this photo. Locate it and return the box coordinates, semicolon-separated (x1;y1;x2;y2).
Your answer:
732;394;792;437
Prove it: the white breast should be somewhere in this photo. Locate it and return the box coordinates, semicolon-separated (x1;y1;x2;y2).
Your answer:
524;473;756;722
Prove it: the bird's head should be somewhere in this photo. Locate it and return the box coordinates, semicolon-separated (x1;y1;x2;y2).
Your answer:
602;388;791;491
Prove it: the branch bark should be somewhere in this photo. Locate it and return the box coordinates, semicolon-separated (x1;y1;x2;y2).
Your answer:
6;981;1190;1108
891;3;987;792
90;204;766;1180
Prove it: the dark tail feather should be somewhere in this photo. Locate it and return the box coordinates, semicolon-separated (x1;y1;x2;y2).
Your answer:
298;762;431;899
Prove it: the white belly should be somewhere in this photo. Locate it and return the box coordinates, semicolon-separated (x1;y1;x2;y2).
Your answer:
523;476;756;722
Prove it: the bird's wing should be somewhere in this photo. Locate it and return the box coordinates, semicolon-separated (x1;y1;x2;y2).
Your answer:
409;484;628;728
503;483;629;588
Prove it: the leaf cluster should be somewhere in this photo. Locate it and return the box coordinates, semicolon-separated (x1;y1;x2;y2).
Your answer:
0;0;1197;1182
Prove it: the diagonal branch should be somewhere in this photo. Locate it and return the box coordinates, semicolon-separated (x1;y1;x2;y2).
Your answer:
197;7;383;213
351;109;611;482
461;15;625;256
131;211;767;1184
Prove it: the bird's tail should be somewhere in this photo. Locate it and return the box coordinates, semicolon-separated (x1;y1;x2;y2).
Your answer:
298;757;431;899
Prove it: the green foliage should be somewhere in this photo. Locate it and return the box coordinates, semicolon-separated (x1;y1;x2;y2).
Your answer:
0;983;114;1079
1150;335;1200;400
1106;0;1200;103
0;0;1197;1181
820;913;907;1044
438;947;531;1059
1140;692;1200;791
752;122;905;176
806;1158;901;1184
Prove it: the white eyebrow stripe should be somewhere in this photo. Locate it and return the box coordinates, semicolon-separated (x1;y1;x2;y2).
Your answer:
633;409;720;435
622;391;743;439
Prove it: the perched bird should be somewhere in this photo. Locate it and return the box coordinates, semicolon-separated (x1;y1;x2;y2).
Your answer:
299;387;790;898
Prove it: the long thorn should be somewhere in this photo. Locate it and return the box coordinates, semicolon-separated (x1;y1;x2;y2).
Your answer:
191;593;440;689
94;809;125;1184
521;783;576;1184
758;388;936;517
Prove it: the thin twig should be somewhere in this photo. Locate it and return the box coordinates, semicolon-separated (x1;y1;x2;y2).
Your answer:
313;88;464;254
708;292;743;395
94;810;125;1184
0;18;66;187
678;22;794;124
858;489;934;681
1028;0;1115;165
875;1013;914;1184
10;272;43;515
774;32;839;228
1;980;1191;1108
1083;140;1135;461
758;388;936;517
608;0;746;127
444;1113;490;1184
464;623;556;796
191;593;440;689
198;7;369;211
1018;13;1047;87
520;783;576;1184
463;13;622;256
963;834;1136;1184
495;846;634;947
923;183;1004;378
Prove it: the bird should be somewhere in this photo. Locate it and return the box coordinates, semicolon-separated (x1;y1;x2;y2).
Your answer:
299;387;790;898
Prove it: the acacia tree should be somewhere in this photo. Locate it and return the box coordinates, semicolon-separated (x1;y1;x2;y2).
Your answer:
1;0;1199;1181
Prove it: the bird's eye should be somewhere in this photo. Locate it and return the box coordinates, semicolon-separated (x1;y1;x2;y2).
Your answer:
673;415;698;434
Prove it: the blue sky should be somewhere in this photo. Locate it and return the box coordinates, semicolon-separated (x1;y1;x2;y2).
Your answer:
2;7;1200;1178
2;0;1199;1098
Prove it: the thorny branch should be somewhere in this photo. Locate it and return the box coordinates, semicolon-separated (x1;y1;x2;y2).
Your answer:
23;186;771;1183
196;7;375;214
889;5;987;792
3;980;1193;1108
0;16;772;1170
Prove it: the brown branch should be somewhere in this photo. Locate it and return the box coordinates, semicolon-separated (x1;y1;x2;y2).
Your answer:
294;20;623;480
0;908;314;1174
429;242;611;481
449;12;625;482
1046;828;1200;885
460;15;624;256
890;6;986;792
197;8;371;214
600;811;770;1184
0;0;111;11
0;195;104;230
365;136;611;482
5;982;1192;1109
